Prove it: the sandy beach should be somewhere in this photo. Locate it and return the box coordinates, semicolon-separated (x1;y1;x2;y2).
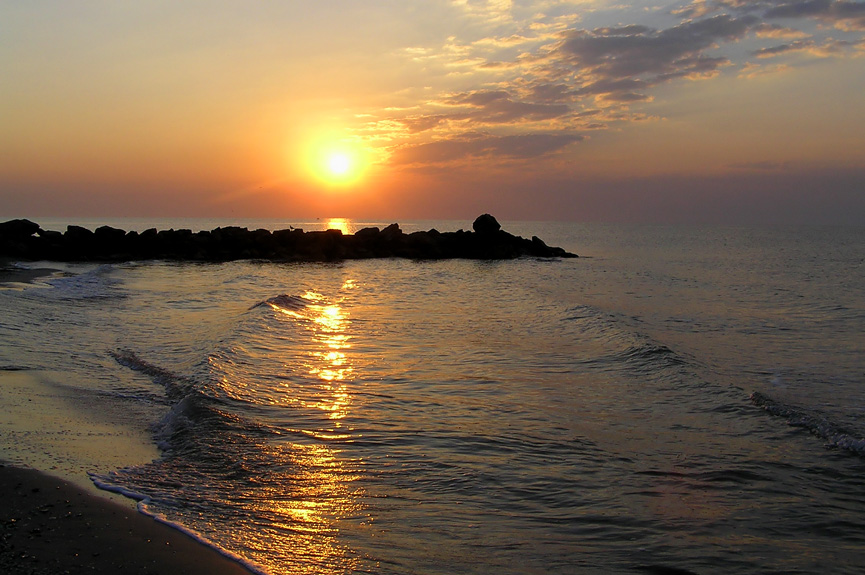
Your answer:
0;295;258;575
0;463;256;575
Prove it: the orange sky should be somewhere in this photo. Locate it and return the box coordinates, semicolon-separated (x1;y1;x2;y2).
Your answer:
2;1;864;223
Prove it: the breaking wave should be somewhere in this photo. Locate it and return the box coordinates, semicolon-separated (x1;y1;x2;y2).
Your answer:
751;391;865;456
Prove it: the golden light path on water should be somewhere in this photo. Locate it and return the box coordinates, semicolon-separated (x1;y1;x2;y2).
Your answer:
304;287;354;437
246;279;363;574
325;217;351;236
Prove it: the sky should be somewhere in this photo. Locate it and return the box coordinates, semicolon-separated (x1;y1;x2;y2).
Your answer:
2;0;864;224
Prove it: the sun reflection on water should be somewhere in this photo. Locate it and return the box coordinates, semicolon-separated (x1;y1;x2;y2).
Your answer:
235;284;363;573
306;296;353;424
325;218;351;235
236;442;365;574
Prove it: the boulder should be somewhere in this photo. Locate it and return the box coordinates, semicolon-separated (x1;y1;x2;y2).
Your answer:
472;213;501;234
0;219;41;239
381;223;403;241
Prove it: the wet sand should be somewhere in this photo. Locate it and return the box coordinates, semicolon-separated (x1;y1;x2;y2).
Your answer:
0;265;59;286
0;370;161;498
0;463;256;575
0;363;258;573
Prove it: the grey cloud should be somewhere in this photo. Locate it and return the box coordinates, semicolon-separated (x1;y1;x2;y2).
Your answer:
753;39;814;56
559;15;755;78
598;91;653;103
710;0;865;29
444;90;572;123
528;83;577;103
754;22;812;37
380;0;864;169
766;0;833;18
673;0;722;19
390;133;583;166
753;37;851;56
548;15;756;101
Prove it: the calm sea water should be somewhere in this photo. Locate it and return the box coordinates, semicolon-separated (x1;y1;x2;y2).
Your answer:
2;220;864;574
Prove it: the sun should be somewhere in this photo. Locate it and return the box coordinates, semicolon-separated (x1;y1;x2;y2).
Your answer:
327;152;352;177
316;146;362;185
300;135;367;188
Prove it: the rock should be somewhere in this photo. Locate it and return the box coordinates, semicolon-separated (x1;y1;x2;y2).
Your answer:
381;223;403;241
0;214;577;262
65;225;94;242
0;219;44;259
0;219;41;239
354;227;380;240
95;225;126;242
472;214;501;234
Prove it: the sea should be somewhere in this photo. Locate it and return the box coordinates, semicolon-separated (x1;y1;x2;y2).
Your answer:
1;218;864;575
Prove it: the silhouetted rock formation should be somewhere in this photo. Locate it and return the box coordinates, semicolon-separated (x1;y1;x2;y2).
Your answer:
0;215;577;262
472;213;501;234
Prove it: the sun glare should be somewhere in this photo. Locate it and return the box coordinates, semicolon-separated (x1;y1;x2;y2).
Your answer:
301;134;367;188
317;147;362;185
327;153;352;176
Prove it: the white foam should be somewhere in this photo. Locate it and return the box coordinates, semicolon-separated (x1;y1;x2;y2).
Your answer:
90;473;270;575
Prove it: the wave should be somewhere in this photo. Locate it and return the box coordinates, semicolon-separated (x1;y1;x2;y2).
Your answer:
110;348;197;401
251;293;312;312
90;466;268;575
613;343;687;370
42;264;125;301
565;305;692;376
751;391;865;456
0;364;29;371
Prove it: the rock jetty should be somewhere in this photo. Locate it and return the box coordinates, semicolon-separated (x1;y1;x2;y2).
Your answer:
0;214;577;262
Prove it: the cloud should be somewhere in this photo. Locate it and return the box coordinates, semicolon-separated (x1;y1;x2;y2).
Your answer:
390;132;583;166
449;0;516;25
368;15;760;167
764;0;865;31
357;0;865;169
673;0;721;19
399;115;451;133
527;82;578;102
754;23;812;38
557;16;755;78
737;61;792;77
440;89;572;123
538;15;756;101
753;37;852;57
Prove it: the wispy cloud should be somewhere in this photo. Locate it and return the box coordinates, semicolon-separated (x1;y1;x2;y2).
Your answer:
753;37;851;58
389;132;584;167
764;0;865;31
353;0;865;169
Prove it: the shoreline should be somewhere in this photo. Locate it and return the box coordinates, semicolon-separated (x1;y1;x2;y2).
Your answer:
0;369;161;506
0;462;257;575
0;264;61;287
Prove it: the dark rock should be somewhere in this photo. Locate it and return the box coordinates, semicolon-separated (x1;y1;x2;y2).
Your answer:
381;223;403;241
95;226;126;242
472;214;501;234
37;229;63;241
65;225;94;241
62;226;96;259
0;214;577;262
0;219;41;239
0;219;44;259
355;227;380;240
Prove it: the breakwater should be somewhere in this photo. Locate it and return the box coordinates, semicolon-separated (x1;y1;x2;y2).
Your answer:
0;214;576;262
